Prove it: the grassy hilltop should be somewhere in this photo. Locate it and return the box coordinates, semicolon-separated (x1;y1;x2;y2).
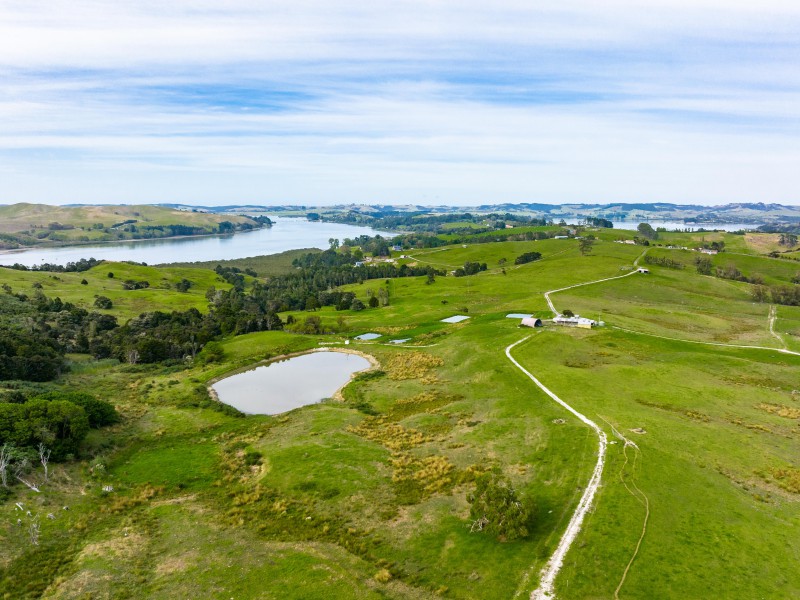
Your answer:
0;203;260;248
1;228;799;599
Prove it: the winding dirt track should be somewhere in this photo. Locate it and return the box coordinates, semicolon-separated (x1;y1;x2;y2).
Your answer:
505;337;607;600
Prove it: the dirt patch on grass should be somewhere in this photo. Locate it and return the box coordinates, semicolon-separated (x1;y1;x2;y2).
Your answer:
44;570;114;599
80;529;148;561
151;494;197;507
155;552;198;576
635;399;710;422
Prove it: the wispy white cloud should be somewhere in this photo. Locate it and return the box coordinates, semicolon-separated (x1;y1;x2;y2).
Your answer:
0;1;799;204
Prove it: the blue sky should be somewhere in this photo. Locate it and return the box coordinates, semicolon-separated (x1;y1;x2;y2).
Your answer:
1;1;799;206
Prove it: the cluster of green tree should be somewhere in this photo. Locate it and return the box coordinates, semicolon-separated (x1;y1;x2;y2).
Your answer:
46;222;75;231
100;308;220;363
700;241;725;252
251;215;274;226
752;284;800;306
514;251;542;265
578;236;596;255
695;258;764;285
213;264;256;290
446;229;560;246
586;217;614;228
0;391;118;473
286;314;350;335
325;210;548;234
637;223;659;240
1;257;103;273
453;262;488;277
266;249;439;311
121;279;150;290
94;296;113;309
0;288;120;379
110;220;267;239
338;235;392;257
111;219;138;228
643;255;685;269
0;328;65;382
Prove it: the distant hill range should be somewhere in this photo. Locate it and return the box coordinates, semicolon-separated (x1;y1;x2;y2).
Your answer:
158;201;800;226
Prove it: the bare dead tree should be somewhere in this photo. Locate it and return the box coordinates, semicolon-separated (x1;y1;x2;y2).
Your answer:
126;348;140;365
28;515;41;546
188;335;200;359
38;443;51;482
470;515;489;533
0;444;11;488
13;458;41;493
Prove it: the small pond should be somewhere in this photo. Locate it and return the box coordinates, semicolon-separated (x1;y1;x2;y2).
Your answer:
211;351;372;415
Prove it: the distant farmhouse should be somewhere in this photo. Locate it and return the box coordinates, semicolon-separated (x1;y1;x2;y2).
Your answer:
553;314;598;329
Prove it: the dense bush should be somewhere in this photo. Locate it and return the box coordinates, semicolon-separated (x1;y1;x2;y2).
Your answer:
0;400;88;460
31;391;118;428
468;472;532;541
94;295;113;309
514;252;542;265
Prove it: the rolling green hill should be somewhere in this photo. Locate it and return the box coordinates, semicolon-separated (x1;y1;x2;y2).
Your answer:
0;203;260;248
1;234;799;599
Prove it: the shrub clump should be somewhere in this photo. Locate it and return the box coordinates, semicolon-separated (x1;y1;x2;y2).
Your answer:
385;352;444;380
468;471;533;541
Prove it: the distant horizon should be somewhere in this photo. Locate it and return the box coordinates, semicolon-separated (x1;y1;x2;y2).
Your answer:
2;200;800;210
2;3;800;205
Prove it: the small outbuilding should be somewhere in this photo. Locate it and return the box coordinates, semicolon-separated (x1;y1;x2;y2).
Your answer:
637;267;649;273
521;317;543;328
553;314;597;329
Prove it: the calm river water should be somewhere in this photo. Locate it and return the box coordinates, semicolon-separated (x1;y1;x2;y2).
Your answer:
211;351;372;415
0;217;394;267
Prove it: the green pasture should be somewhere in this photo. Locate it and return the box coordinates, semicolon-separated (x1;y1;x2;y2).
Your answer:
167;248;317;277
511;328;800;599
0;262;231;321
2;232;800;598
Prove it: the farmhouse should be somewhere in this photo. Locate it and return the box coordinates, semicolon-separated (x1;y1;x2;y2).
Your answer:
553;314;597;329
520;317;543;328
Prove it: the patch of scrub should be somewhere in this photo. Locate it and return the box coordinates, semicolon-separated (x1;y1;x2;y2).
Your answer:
355;332;382;340
211;351;372;415
441;315;470;323
506;313;533;319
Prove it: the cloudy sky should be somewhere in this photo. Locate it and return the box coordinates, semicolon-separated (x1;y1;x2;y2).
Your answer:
1;1;799;206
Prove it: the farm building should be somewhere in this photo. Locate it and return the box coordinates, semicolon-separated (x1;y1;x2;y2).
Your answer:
637;267;649;273
520;317;543;328
553;314;597;329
